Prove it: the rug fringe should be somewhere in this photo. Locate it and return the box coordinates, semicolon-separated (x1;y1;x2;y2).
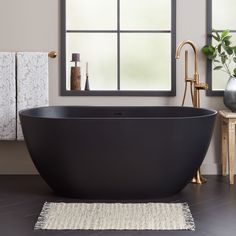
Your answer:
182;202;195;231
34;202;51;230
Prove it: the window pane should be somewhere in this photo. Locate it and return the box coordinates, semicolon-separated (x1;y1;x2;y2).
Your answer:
120;0;171;30
66;0;117;30
66;33;117;90
212;33;236;90
120;33;171;90
212;70;228;90
212;0;236;30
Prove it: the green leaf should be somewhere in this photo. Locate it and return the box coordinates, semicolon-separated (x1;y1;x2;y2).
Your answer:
226;46;233;55
201;46;210;55
225;40;231;47
216;31;221;40
234;68;236;77
212;29;220;37
201;45;216;60
212;34;220;42
208;45;215;53
221;54;227;64
214;59;220;63
234;57;236;63
221;29;230;39
213;66;223;70
222;42;227;51
218;44;222;53
233;46;236;54
223;35;232;41
208;54;217;60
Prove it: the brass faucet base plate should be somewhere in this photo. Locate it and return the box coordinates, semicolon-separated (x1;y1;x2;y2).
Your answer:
191;171;207;184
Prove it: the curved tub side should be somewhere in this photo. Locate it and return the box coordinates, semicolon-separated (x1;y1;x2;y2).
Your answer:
20;107;217;199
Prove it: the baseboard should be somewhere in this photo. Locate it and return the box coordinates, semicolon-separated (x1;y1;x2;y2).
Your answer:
0;169;38;175
0;163;233;175
201;163;221;175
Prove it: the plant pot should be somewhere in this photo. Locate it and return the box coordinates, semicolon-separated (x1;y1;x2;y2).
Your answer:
224;76;236;112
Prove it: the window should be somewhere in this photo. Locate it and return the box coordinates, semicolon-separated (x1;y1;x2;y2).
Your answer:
206;0;236;96
61;0;176;96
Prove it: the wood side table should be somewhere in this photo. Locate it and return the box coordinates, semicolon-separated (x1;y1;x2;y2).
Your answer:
219;110;236;184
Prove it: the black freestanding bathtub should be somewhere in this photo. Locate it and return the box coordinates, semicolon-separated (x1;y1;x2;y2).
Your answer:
19;106;217;199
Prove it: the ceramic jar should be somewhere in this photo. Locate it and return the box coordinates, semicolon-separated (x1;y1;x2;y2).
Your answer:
224;76;236;112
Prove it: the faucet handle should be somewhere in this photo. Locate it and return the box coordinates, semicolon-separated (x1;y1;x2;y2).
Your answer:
195;83;208;90
185;78;194;82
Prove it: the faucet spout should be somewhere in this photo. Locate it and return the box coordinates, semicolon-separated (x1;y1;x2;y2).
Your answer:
175;40;198;74
176;40;201;108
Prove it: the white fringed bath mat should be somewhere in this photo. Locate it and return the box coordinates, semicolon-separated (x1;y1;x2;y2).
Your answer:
35;202;195;231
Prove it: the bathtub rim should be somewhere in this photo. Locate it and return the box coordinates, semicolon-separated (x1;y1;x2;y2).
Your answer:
19;106;217;120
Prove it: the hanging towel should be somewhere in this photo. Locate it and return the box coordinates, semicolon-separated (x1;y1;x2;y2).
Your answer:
0;53;16;140
17;52;49;140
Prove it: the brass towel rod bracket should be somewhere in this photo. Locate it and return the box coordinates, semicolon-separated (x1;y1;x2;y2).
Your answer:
48;51;57;58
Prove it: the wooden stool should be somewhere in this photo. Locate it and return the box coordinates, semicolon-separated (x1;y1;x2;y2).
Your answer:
219;110;236;184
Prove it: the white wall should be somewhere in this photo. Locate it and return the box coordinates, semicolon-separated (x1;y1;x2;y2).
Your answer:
0;0;229;174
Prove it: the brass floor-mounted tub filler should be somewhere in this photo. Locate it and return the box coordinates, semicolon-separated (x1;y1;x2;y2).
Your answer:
176;40;208;184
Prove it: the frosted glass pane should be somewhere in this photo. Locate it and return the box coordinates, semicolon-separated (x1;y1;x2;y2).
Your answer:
120;34;171;90
66;33;117;90
212;0;236;30
212;33;236;90
212;70;228;90
66;0;117;30
120;0;171;30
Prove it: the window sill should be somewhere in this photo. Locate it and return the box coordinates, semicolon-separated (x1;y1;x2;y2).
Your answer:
206;90;224;97
61;90;176;97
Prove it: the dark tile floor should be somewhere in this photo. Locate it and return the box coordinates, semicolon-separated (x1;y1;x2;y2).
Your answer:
0;175;235;236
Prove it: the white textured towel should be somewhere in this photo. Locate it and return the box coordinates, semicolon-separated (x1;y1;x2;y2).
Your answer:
35;202;195;231
16;52;49;140
0;53;16;140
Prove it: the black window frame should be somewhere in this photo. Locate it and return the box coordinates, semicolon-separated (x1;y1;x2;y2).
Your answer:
206;0;236;96
60;0;176;96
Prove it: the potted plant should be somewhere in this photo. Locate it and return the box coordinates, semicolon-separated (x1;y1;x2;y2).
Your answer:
202;29;236;111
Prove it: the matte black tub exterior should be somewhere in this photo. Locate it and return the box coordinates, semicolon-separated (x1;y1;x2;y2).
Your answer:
19;106;217;199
